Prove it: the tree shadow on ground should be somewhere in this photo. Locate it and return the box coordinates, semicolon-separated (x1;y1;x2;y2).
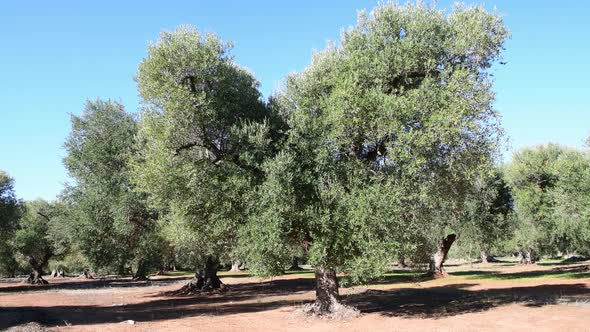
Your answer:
470;265;590;280
448;270;499;277
2;274;589;330
0;277;315;329
364;271;423;285
0;276;191;294
346;282;590;318
538;257;589;267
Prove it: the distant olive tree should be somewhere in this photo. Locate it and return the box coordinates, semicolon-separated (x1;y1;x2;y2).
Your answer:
14;200;63;284
549;148;590;257
456;169;514;263
0;171;22;277
505;144;565;263
63;99;158;279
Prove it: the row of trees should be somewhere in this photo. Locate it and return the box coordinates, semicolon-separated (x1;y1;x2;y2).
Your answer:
2;3;588;315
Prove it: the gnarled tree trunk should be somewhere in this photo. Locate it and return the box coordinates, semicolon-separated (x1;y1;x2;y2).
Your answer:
51;269;65;278
518;249;537;264
397;255;407;268
428;234;456;278
80;269;95;279
174;256;224;295
27;268;48;284
199;256;223;290
25;255;50;284
289;256;303;271
313;268;339;314
481;251;489;264
133;262;149;280
230;261;241;272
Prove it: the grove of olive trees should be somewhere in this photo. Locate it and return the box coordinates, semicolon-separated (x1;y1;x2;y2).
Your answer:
1;3;590;325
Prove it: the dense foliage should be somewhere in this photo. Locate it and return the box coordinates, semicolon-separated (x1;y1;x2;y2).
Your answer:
238;2;508;311
0;171;21;277
63;99;158;278
3;2;590;319
133;26;279;290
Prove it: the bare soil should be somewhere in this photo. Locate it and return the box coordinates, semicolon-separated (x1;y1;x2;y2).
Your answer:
1;262;589;332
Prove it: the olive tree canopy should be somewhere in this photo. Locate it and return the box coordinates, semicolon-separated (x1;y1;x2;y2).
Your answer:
239;2;508;313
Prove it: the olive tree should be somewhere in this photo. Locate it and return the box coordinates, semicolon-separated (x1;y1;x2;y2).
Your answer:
549;148;590;257
0;171;22;277
134;26;275;292
63;99;158;279
455;169;514;263
504;144;565;263
14;200;62;284
240;2;508;313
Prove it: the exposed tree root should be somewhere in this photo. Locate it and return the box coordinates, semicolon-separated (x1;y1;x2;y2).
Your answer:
132;275;149;281
294;298;360;320
166;276;227;296
288;257;303;271
79;271;95;279
24;275;49;284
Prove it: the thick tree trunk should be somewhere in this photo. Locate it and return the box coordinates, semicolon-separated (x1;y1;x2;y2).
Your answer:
313;268;340;314
230;261;241;272
199;256;223;290
133;262;149;280
51;269;65;278
289;256;303;271
80;269;95;279
26;267;48;284
173;256;224;295
480;251;489;264
397;255;407;268
25;255;49;284
519;249;537;264
428;234;456;278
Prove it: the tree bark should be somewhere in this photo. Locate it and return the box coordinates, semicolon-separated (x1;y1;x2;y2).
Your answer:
397;255;407;268
230;261;241;272
25;255;49;284
313;268;340;314
51;269;65;278
26;266;48;284
80;269;95;279
480;251;489;264
518;249;537;264
174;256;224;295
133;262;149;280
199;256;222;290
428;234;456;278
289;256;303;271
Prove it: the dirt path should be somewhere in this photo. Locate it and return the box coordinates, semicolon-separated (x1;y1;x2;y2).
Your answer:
1;264;589;332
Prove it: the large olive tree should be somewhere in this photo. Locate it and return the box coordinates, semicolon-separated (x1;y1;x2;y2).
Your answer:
240;3;508;314
134;26;277;292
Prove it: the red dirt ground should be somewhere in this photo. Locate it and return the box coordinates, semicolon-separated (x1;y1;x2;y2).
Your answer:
1;263;589;332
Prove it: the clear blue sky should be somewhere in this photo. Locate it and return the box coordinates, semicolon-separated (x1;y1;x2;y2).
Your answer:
1;1;588;201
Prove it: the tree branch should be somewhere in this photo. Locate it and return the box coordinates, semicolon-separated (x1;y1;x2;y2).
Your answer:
37;211;51;222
